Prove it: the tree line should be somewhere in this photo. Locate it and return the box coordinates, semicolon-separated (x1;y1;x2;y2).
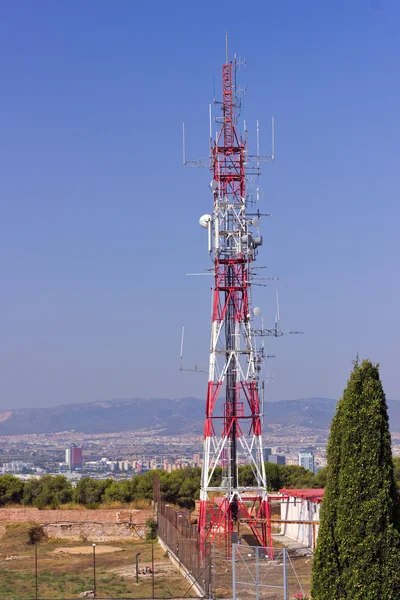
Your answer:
1;455;399;510
0;461;329;509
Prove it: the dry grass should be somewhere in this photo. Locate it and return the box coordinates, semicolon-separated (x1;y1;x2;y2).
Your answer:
0;523;190;599
58;503;91;510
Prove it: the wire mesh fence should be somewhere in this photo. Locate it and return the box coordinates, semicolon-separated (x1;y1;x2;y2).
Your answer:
153;477;309;600
229;544;306;600
156;501;212;598
210;544;309;600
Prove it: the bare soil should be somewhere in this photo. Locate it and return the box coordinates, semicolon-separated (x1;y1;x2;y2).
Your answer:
54;545;123;555
111;560;175;580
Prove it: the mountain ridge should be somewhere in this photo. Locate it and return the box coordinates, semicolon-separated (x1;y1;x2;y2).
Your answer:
0;396;399;436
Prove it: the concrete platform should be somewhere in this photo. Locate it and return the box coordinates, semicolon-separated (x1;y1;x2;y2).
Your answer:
272;533;314;557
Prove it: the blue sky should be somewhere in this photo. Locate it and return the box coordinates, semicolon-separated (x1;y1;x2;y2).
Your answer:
0;0;399;409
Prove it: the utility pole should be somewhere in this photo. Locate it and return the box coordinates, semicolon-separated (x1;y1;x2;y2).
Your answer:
35;542;38;600
92;543;96;598
135;552;140;584
151;543;155;599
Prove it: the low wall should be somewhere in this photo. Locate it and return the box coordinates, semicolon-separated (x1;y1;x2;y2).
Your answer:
44;522;145;541
0;508;154;542
0;508;153;524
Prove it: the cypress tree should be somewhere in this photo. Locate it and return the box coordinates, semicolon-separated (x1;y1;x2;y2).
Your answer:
312;359;400;599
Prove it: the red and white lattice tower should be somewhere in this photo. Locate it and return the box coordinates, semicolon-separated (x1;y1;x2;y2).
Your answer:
185;49;276;556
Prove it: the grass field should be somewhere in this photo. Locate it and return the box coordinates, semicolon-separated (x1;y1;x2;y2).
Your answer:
0;524;191;599
0;523;313;600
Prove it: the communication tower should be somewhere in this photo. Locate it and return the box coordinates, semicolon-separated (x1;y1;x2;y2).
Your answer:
184;43;290;557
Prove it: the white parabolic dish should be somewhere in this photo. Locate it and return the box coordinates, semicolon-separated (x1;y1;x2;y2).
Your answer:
199;214;212;228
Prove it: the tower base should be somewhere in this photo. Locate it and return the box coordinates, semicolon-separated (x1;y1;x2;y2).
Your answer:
199;494;274;558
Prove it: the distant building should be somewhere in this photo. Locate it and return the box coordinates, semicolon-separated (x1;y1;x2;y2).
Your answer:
163;461;172;473
267;454;286;466
299;451;314;473
193;453;201;467
65;444;83;470
118;460;130;471
262;448;272;461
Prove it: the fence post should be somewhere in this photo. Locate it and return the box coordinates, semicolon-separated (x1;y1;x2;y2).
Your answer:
211;543;216;600
255;546;259;600
283;548;288;600
232;543;236;600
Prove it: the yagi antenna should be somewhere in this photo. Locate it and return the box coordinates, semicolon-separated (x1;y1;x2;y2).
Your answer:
252;290;304;338
179;326;208;373
247;116;275;164
181;122;209;168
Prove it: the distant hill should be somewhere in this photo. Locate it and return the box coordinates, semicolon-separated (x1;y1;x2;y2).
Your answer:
0;398;204;436
265;397;400;434
0;396;399;436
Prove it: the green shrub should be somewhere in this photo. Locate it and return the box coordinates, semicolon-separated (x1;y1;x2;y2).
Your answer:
27;525;46;545
146;517;157;540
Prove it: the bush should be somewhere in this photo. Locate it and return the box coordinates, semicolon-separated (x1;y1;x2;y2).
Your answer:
146;517;157;541
27;525;46;545
0;475;24;505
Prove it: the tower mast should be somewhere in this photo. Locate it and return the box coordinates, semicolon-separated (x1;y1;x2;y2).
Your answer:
195;50;274;555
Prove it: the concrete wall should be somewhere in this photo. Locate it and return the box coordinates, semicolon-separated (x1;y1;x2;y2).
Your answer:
280;496;320;548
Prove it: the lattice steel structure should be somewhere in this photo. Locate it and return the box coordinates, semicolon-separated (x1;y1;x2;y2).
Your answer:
186;49;276;557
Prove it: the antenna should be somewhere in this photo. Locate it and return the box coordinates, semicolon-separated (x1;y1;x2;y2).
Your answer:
252;290;304;338
180;326;185;369
225;31;228;64
209;104;212;147
247;116;275;164
271;116;275;161
275;288;280;334
182;122;186;165
181;122;210;168
179;326;208;373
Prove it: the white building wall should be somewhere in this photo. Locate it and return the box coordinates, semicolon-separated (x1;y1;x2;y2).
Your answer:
280;495;320;549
